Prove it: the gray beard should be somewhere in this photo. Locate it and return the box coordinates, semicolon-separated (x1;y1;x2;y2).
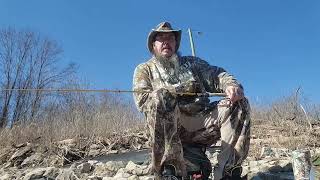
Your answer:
155;53;179;70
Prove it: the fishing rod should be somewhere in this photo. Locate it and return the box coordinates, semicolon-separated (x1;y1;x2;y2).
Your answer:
0;88;226;97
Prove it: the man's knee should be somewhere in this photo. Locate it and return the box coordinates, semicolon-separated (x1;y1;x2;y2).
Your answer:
238;97;250;113
222;97;251;121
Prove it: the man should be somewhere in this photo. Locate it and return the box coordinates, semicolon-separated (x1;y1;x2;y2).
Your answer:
133;22;250;180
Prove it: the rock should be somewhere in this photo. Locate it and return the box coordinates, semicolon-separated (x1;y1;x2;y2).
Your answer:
95;162;104;167
124;161;137;173
124;161;149;176
128;175;140;180
276;159;292;172
64;149;84;165
21;153;43;167
139;176;154;180
249;171;294;180
56;169;79;180
22;168;46;180
69;163;77;170
260;147;274;158
14;143;28;148
0;173;11;180
245;157;295;180
102;177;126;180
242;165;250;177
42;154;63;167
56;139;77;148
90;144;101;150
104;161;126;172
88;149;101;157
88;160;99;166
292;149;312;180
88;144;102;157
108;150;119;154
42;167;61;179
0;167;24;179
93;164;116;177
114;168;131;178
9;145;33;166
77;162;92;173
87;175;103;180
260;147;290;158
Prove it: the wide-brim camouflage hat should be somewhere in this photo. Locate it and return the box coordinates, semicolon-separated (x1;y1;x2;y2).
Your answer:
147;22;181;53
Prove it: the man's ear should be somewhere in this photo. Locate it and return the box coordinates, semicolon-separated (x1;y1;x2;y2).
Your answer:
152;42;156;52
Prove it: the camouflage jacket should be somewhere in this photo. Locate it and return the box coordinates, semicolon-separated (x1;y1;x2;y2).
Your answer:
133;55;240;113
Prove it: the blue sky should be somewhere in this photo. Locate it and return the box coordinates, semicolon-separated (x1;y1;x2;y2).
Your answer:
1;0;319;103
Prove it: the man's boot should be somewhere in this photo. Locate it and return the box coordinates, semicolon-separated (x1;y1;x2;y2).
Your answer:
221;166;246;180
162;164;182;180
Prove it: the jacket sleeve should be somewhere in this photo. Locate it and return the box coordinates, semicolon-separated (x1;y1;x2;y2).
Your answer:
132;63;153;112
194;59;241;93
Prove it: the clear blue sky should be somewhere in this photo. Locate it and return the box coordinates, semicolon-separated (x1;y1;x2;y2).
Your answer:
1;0;319;103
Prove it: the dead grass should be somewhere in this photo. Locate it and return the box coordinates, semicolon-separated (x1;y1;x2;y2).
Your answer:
249;92;320;158
0;91;319;160
0;93;145;149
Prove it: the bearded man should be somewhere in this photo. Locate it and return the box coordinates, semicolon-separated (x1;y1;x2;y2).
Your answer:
133;22;250;180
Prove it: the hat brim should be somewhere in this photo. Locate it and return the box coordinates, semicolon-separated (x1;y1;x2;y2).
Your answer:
147;29;181;54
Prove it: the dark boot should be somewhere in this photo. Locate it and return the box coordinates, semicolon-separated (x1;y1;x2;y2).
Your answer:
162;164;182;180
183;143;212;180
221;166;246;180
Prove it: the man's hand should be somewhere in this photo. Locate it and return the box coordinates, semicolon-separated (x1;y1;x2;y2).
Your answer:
154;88;176;111
225;85;244;104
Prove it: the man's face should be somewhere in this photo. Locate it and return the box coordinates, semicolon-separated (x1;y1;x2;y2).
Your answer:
153;32;176;58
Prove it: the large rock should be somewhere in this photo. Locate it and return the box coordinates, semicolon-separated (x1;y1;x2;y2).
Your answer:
56;139;77;148
105;161;126;172
87;175;103;180
9;145;32;161
0;167;24;179
124;161;149;176
0;173;11;180
260;147;290;158
23;168;47;180
21;153;43;167
128;175;140;180
62;149;84;165
21;167;61;180
42;167;61;179
88;149;101;157
102;177;126;180
245;158;294;180
113;168;131;178
56;169;79;180
139;176;154;180
88;144;103;157
42;154;63;167
9;144;33;167
77;162;93;173
92;161;126;177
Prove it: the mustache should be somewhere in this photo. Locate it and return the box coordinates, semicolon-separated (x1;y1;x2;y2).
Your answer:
162;45;172;50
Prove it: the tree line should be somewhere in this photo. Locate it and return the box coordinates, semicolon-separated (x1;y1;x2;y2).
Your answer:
0;27;77;128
